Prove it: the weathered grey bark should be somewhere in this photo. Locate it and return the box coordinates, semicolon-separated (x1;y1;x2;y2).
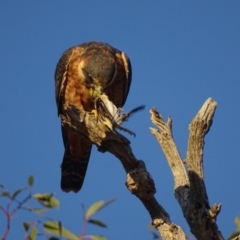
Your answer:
60;98;223;240
150;98;223;240
61;104;187;240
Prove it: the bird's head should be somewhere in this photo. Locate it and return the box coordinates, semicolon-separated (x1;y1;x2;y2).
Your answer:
82;67;104;100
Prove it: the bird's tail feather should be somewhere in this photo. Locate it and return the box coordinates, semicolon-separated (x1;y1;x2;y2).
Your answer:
61;136;92;193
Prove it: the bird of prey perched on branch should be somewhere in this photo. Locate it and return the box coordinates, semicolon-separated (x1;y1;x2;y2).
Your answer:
55;42;132;193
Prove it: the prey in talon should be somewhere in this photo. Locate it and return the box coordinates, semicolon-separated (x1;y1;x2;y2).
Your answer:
95;94;145;136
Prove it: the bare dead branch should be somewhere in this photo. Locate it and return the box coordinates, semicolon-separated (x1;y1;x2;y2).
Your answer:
187;98;217;178
61;104;187;240
150;98;224;240
150;109;190;190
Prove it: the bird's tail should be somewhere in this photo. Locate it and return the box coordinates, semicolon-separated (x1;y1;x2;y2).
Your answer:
60;131;92;193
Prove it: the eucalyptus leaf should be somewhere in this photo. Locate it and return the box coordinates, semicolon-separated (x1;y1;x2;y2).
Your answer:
12;188;25;199
1;190;10;197
23;222;30;232
85;198;116;219
88;219;107;228
44;221;80;240
29;226;38;240
33;193;60;208
89;235;107;240
28;175;34;187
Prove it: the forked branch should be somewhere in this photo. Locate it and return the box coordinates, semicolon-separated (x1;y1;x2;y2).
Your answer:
150;98;223;240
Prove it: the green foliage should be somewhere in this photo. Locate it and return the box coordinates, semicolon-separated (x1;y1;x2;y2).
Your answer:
1;190;10;197
85;198;116;219
83;198;116;233
0;175;115;240
43;221;80;240
29;226;38;240
12;188;26;199
88;219;107;228
33;193;60;208
90;236;107;240
28;175;34;186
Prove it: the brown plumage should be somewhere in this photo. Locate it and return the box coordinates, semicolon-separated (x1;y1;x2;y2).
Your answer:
55;42;132;193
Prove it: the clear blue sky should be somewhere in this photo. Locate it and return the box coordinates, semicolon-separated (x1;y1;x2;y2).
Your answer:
0;1;239;239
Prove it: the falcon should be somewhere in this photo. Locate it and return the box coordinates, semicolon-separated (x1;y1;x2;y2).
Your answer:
55;42;132;193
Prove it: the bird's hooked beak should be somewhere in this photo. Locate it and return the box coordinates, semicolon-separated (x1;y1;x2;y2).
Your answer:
89;85;103;100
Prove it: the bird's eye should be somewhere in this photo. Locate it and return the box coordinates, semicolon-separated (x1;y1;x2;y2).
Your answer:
82;68;93;85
